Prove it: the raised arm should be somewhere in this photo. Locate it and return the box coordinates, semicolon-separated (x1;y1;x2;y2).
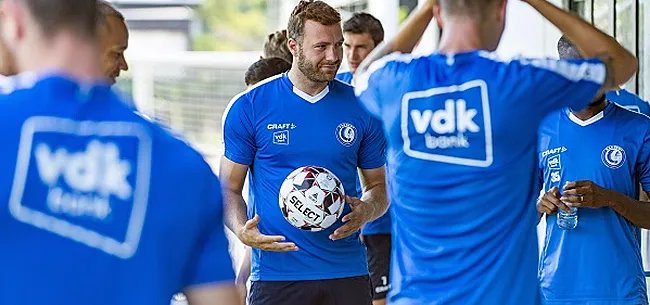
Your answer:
523;0;638;93
354;0;436;78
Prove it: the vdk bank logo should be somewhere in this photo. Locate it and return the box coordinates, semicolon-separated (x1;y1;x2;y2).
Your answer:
401;80;493;167
9;117;152;259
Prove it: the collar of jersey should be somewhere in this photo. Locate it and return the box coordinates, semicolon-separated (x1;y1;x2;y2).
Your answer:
282;73;330;104
564;102;615;127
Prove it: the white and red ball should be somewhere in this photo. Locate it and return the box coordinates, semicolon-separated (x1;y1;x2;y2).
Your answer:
279;166;346;232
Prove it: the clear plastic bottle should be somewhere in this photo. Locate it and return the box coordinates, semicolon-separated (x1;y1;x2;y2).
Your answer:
557;207;578;230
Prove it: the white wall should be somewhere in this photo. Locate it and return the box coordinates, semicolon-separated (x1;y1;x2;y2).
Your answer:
411;0;563;58
128;30;189;55
367;0;400;40
497;0;563;59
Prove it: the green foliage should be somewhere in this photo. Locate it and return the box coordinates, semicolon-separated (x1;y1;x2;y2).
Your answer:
399;5;409;24
197;0;267;51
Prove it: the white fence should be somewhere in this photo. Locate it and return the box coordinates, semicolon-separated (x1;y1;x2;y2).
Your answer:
117;51;261;168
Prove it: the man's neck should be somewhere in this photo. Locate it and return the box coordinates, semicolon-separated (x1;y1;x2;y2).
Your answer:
571;100;609;121
18;33;101;82
438;18;487;54
287;66;328;96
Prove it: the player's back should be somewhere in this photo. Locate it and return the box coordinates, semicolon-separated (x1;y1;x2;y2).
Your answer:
355;51;605;304
0;75;233;305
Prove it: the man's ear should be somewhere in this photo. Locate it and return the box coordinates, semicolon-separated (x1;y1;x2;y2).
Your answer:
287;38;299;57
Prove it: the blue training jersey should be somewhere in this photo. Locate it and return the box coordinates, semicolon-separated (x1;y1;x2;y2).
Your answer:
223;73;386;281
354;51;606;305
538;103;649;305
0;74;234;305
336;71;354;84
606;89;650;116
336;71;391;235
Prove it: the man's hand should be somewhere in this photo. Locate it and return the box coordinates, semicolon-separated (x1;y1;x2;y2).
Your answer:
237;215;299;252
560;180;615;209
330;196;374;241
537;186;571;215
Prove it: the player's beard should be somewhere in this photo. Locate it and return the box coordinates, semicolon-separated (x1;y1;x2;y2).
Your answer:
297;47;339;83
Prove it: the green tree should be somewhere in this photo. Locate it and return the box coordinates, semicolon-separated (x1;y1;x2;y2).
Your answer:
196;0;267;51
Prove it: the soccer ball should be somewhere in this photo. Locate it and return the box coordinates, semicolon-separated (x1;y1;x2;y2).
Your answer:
279;166;346;232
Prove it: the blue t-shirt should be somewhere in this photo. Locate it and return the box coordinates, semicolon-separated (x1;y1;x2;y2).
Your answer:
336;71;354;84
336;71;391;235
538;103;649;305
606;89;650;116
354;51;606;305
0;74;234;305
223;73;386;281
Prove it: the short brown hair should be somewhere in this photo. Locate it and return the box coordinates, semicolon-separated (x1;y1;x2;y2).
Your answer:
21;0;97;39
263;30;292;64
343;13;384;46
287;0;341;44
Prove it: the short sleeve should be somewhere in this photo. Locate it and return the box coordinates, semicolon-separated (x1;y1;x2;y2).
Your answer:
636;126;650;191
222;93;256;165
512;57;606;113
353;52;411;118
358;116;386;169
186;170;235;287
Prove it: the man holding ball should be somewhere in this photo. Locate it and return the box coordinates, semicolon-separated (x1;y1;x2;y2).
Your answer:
220;1;388;305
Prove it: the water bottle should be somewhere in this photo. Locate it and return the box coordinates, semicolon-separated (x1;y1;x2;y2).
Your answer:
557;206;578;230
170;293;188;305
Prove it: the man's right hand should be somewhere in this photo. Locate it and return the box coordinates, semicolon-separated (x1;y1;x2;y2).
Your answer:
238;215;299;252
537;186;572;215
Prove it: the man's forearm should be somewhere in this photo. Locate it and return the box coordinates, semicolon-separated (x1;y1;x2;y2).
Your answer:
361;184;389;222
224;190;249;236
525;0;637;88
609;191;650;229
355;5;433;77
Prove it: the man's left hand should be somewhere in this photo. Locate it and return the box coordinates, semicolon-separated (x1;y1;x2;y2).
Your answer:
561;180;615;209
330;196;373;241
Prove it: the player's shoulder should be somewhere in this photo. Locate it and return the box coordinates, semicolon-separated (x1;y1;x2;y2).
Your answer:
366;52;431;74
0;72;51;119
355;52;431;94
479;52;605;82
331;76;355;93
335;71;353;84
539;109;564;131
612;102;650;123
241;73;285;100
137;112;213;176
224;73;284;114
0;71;39;95
607;89;649;109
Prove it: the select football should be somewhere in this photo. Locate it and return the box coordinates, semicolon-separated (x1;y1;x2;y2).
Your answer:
279;166;346;232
